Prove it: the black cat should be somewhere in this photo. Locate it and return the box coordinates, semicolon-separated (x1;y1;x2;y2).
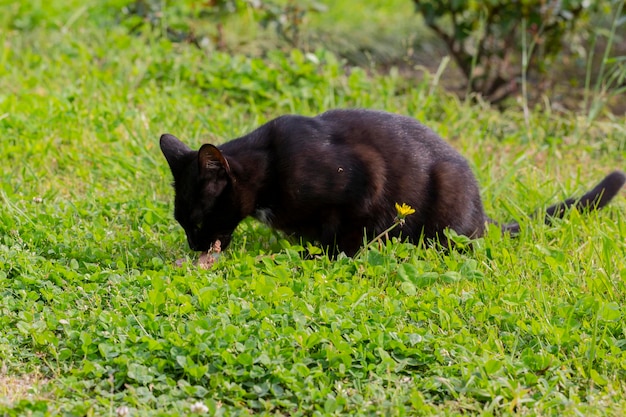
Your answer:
160;109;625;256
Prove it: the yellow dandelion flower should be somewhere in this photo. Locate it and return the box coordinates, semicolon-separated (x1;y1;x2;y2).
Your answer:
395;202;416;218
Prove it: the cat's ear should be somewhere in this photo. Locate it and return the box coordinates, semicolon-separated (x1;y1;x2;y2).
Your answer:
160;134;192;175
198;144;232;179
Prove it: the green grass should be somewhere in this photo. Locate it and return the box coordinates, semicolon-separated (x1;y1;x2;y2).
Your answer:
2;1;626;416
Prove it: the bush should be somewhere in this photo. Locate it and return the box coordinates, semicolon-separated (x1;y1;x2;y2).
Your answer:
119;0;326;50
412;0;604;104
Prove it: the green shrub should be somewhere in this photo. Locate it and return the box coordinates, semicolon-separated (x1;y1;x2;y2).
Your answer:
119;0;326;49
412;0;605;103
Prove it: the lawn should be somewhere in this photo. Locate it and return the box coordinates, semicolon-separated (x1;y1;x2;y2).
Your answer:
1;1;626;416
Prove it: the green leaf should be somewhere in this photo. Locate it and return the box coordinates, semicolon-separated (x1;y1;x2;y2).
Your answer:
590;369;608;386
237;352;254;366
127;363;154;384
598;302;621;322
401;281;417;296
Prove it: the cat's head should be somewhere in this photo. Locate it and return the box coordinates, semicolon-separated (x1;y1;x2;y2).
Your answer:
160;134;240;252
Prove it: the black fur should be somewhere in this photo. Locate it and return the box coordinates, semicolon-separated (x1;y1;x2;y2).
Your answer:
160;109;625;256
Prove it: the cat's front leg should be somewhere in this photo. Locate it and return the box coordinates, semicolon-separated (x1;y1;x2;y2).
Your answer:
332;228;365;258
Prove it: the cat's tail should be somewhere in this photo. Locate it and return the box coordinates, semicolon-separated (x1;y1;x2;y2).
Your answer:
501;170;626;235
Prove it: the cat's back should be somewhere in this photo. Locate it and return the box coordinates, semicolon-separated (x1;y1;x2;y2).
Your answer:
317;109;461;158
262;109;469;185
308;109;469;179
267;108;459;158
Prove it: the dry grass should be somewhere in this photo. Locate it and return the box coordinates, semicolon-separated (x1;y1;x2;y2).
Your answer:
0;367;50;406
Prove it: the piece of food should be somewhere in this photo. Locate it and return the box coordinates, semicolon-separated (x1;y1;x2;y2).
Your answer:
196;239;221;269
174;240;221;269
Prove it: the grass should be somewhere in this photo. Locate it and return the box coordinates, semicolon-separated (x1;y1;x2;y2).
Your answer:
1;1;626;415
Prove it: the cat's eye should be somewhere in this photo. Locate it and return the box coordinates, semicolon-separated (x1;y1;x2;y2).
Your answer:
195;223;203;230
